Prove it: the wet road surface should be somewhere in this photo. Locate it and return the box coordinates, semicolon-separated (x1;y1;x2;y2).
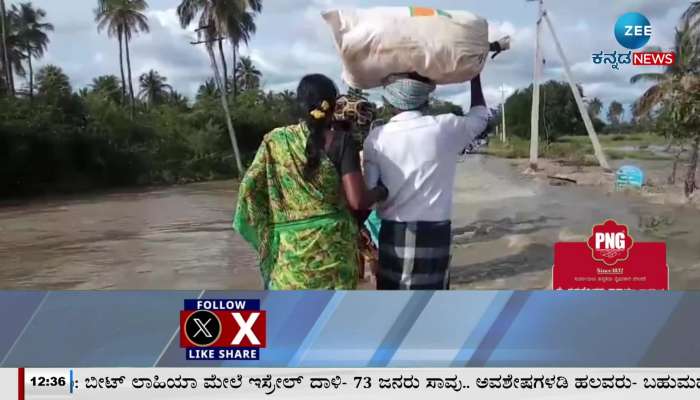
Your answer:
2;156;699;290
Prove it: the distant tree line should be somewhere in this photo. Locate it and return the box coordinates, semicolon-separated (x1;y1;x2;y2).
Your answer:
0;1;467;197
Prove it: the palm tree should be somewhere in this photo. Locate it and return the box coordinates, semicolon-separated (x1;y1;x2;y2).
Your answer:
168;90;189;109
137;69;172;106
11;2;53;99
1;0;12;94
235;55;261;91
607;101;624;125
90;74;122;102
587;97;603;119
177;0;253;175
177;0;261;97
2;6;29;95
630;32;699;117
630;0;700;117
631;3;700;197
95;0;125;104
196;77;219;100
95;0;150;114
230;1;260;97
278;89;295;105
35;64;71;100
681;2;700;38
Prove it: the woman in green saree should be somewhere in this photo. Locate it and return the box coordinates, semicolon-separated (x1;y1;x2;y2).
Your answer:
234;74;388;290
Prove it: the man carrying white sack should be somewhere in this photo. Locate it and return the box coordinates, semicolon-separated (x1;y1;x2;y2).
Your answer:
362;73;489;290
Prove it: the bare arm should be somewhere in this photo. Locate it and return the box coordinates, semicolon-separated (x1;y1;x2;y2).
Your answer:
342;172;388;211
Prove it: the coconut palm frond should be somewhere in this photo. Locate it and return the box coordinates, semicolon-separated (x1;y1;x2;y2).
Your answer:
635;85;665;117
630;72;666;85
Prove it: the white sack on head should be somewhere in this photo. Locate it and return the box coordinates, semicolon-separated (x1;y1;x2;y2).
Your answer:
323;6;490;89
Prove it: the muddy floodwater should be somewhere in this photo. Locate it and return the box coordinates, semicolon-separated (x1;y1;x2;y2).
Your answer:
2;155;700;290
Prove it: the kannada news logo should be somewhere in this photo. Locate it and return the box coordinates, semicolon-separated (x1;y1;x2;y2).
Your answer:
592;12;675;70
586;220;634;266
179;299;266;361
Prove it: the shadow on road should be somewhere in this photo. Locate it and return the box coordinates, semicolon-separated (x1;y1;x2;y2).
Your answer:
452;216;566;245
451;243;553;286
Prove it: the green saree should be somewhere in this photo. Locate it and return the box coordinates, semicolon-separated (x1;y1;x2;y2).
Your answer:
233;123;359;290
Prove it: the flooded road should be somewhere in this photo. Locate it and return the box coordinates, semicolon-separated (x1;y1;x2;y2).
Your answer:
1;155;699;290
450;156;700;290
0;182;261;290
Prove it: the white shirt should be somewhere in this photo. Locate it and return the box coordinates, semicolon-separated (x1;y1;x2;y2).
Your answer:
363;106;489;222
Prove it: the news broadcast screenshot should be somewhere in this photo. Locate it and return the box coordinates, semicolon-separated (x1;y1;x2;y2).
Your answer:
1;0;700;398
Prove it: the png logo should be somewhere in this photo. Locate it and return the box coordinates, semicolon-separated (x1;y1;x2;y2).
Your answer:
553;220;668;290
586;220;634;266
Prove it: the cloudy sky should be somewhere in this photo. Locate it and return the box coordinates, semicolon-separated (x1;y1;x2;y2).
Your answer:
18;0;693;117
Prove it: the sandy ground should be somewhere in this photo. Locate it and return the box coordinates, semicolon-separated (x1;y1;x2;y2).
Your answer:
1;155;699;290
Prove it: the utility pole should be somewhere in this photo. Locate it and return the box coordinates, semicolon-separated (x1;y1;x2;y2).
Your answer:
527;0;610;172
191;27;244;177
500;85;508;142
529;0;544;171
542;11;610;171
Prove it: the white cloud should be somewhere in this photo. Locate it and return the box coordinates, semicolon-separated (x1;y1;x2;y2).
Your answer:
23;0;692;113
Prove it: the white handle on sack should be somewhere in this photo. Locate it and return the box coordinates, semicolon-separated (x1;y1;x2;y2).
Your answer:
490;36;511;59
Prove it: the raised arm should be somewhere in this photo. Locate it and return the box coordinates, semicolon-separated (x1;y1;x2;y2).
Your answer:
440;75;489;152
470;74;486;109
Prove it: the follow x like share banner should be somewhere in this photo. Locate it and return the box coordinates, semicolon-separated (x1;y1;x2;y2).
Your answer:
180;299;267;361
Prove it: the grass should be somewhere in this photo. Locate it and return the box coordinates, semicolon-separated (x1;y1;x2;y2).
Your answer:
607;149;671;161
486;133;671;165
558;132;666;148
485;137;593;162
485;137;531;159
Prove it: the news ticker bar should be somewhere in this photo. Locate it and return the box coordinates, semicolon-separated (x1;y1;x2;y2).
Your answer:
2;368;700;399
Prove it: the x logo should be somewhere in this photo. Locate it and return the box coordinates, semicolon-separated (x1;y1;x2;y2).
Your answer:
184;310;221;347
232;312;261;345
192;318;213;338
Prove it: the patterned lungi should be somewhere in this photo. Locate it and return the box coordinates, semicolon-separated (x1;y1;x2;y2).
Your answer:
377;220;452;290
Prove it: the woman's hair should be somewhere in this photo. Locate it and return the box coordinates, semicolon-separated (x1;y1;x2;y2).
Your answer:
297;74;338;179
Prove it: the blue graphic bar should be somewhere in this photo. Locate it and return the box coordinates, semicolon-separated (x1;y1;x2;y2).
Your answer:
0;291;698;367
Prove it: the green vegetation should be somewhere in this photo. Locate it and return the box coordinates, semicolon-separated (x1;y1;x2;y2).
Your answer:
0;64;304;196
3;0;698;199
486;133;671;165
607;101;624;126
0;1;466;198
629;2;700;196
489;2;700;197
558;133;666;148
0;0;277;197
501;80;606;143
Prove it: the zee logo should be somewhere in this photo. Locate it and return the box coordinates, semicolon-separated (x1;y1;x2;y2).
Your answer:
615;12;652;49
180;299;266;360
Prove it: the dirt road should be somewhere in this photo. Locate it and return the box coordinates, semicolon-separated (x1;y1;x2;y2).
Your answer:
2;155;699;290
